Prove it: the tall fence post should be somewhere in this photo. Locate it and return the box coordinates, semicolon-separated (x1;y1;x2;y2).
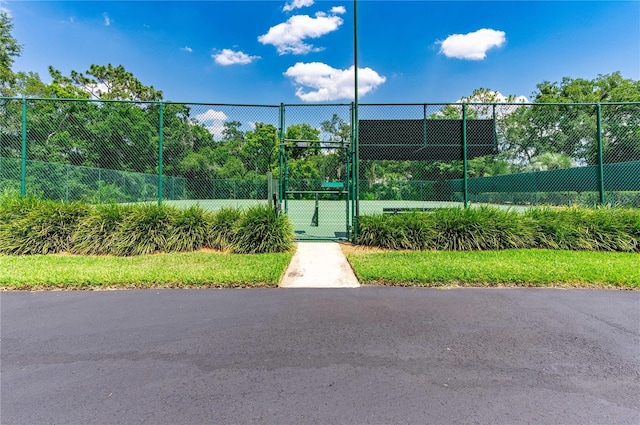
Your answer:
596;103;605;206
20;98;27;197
353;0;360;242
158;102;164;205
349;102;355;239
462;103;468;208
278;103;285;206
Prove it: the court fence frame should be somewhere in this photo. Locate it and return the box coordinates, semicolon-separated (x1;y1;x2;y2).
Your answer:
1;97;639;240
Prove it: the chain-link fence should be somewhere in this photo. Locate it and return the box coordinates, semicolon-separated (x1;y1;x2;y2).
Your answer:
1;98;639;239
357;102;640;210
279;104;353;239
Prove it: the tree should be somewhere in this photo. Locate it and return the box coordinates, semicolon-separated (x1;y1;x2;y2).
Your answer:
242;123;278;175
521;73;640;165
49;64;163;101
524;152;574;171
284;123;320;159
0;12;22;95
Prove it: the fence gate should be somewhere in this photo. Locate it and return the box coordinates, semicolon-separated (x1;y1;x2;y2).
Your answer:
279;138;353;241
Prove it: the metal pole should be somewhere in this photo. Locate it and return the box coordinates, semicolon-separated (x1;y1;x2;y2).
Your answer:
20;98;27;197
279;103;285;205
596;103;605;206
158;102;164;205
353;0;360;241
462;103;468;208
350;102;355;239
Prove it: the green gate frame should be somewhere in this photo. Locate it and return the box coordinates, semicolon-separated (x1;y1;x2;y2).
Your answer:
277;104;355;241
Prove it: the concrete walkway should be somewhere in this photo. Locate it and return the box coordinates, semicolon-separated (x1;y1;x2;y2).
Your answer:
279;242;360;288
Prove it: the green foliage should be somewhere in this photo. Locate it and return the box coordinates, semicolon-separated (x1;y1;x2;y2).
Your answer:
232;205;293;254
0;196;89;254
0;194;294;256
357;206;639;252
207;207;242;250
0;193;42;224
165;206;213;252
70;203;124;255
0;12;22;94
526;207;639;252
110;204;176;256
358;214;432;250
432;207;535;250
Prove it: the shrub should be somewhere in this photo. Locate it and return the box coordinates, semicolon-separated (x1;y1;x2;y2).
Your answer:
0;198;89;255
0;196;296;256
165;206;213;252
0;193;43;225
206;207;242;250
232;205;293;254
111;203;176;256
431;207;534;251
358;214;417;249
70;203;124;255
526;207;640;252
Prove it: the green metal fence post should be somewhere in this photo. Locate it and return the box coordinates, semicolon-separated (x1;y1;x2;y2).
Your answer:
158;102;164;205
353;0;360;242
596;103;605;206
65;164;70;202
462;103;468;208
279;103;285;206
20;98;27;197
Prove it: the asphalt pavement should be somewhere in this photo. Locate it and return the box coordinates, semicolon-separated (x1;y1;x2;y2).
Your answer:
1;287;639;424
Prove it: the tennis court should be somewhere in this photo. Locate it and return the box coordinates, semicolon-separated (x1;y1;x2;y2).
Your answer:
165;198;476;240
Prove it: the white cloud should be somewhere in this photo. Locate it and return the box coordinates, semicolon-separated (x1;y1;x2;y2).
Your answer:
213;48;260;66
181;46;193;53
283;0;314;12
195;109;228;137
258;13;343;55
330;6;346;15
284;62;386;102
1;7;12;17
439;28;506;60
103;13;111;26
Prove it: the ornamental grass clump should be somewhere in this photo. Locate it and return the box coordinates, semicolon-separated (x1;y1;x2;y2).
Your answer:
165;206;213;252
232;205;293;254
358;213;435;250
526;206;640;252
207;207;243;250
358;207;536;251
0;197;89;255
431;206;534;251
111;203;176;256
70;203;124;255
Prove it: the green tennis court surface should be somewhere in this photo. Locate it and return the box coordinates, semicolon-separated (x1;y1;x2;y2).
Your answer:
164;199;488;240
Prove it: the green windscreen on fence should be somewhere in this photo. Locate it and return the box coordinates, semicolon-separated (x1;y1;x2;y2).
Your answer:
359;119;496;160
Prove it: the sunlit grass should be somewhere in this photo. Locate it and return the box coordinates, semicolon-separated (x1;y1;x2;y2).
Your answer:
345;249;640;288
0;251;293;290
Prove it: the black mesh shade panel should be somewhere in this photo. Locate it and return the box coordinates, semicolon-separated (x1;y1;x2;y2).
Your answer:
359;119;496;160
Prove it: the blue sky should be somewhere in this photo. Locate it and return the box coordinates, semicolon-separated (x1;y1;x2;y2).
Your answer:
6;0;640;104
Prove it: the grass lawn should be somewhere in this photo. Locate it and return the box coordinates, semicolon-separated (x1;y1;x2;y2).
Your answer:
343;248;640;289
0;251;293;290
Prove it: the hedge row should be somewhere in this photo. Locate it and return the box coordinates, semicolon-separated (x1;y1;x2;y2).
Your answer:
0;196;293;255
357;206;640;252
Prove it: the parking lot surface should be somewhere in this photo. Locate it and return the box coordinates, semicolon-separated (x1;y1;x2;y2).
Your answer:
2;287;639;424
